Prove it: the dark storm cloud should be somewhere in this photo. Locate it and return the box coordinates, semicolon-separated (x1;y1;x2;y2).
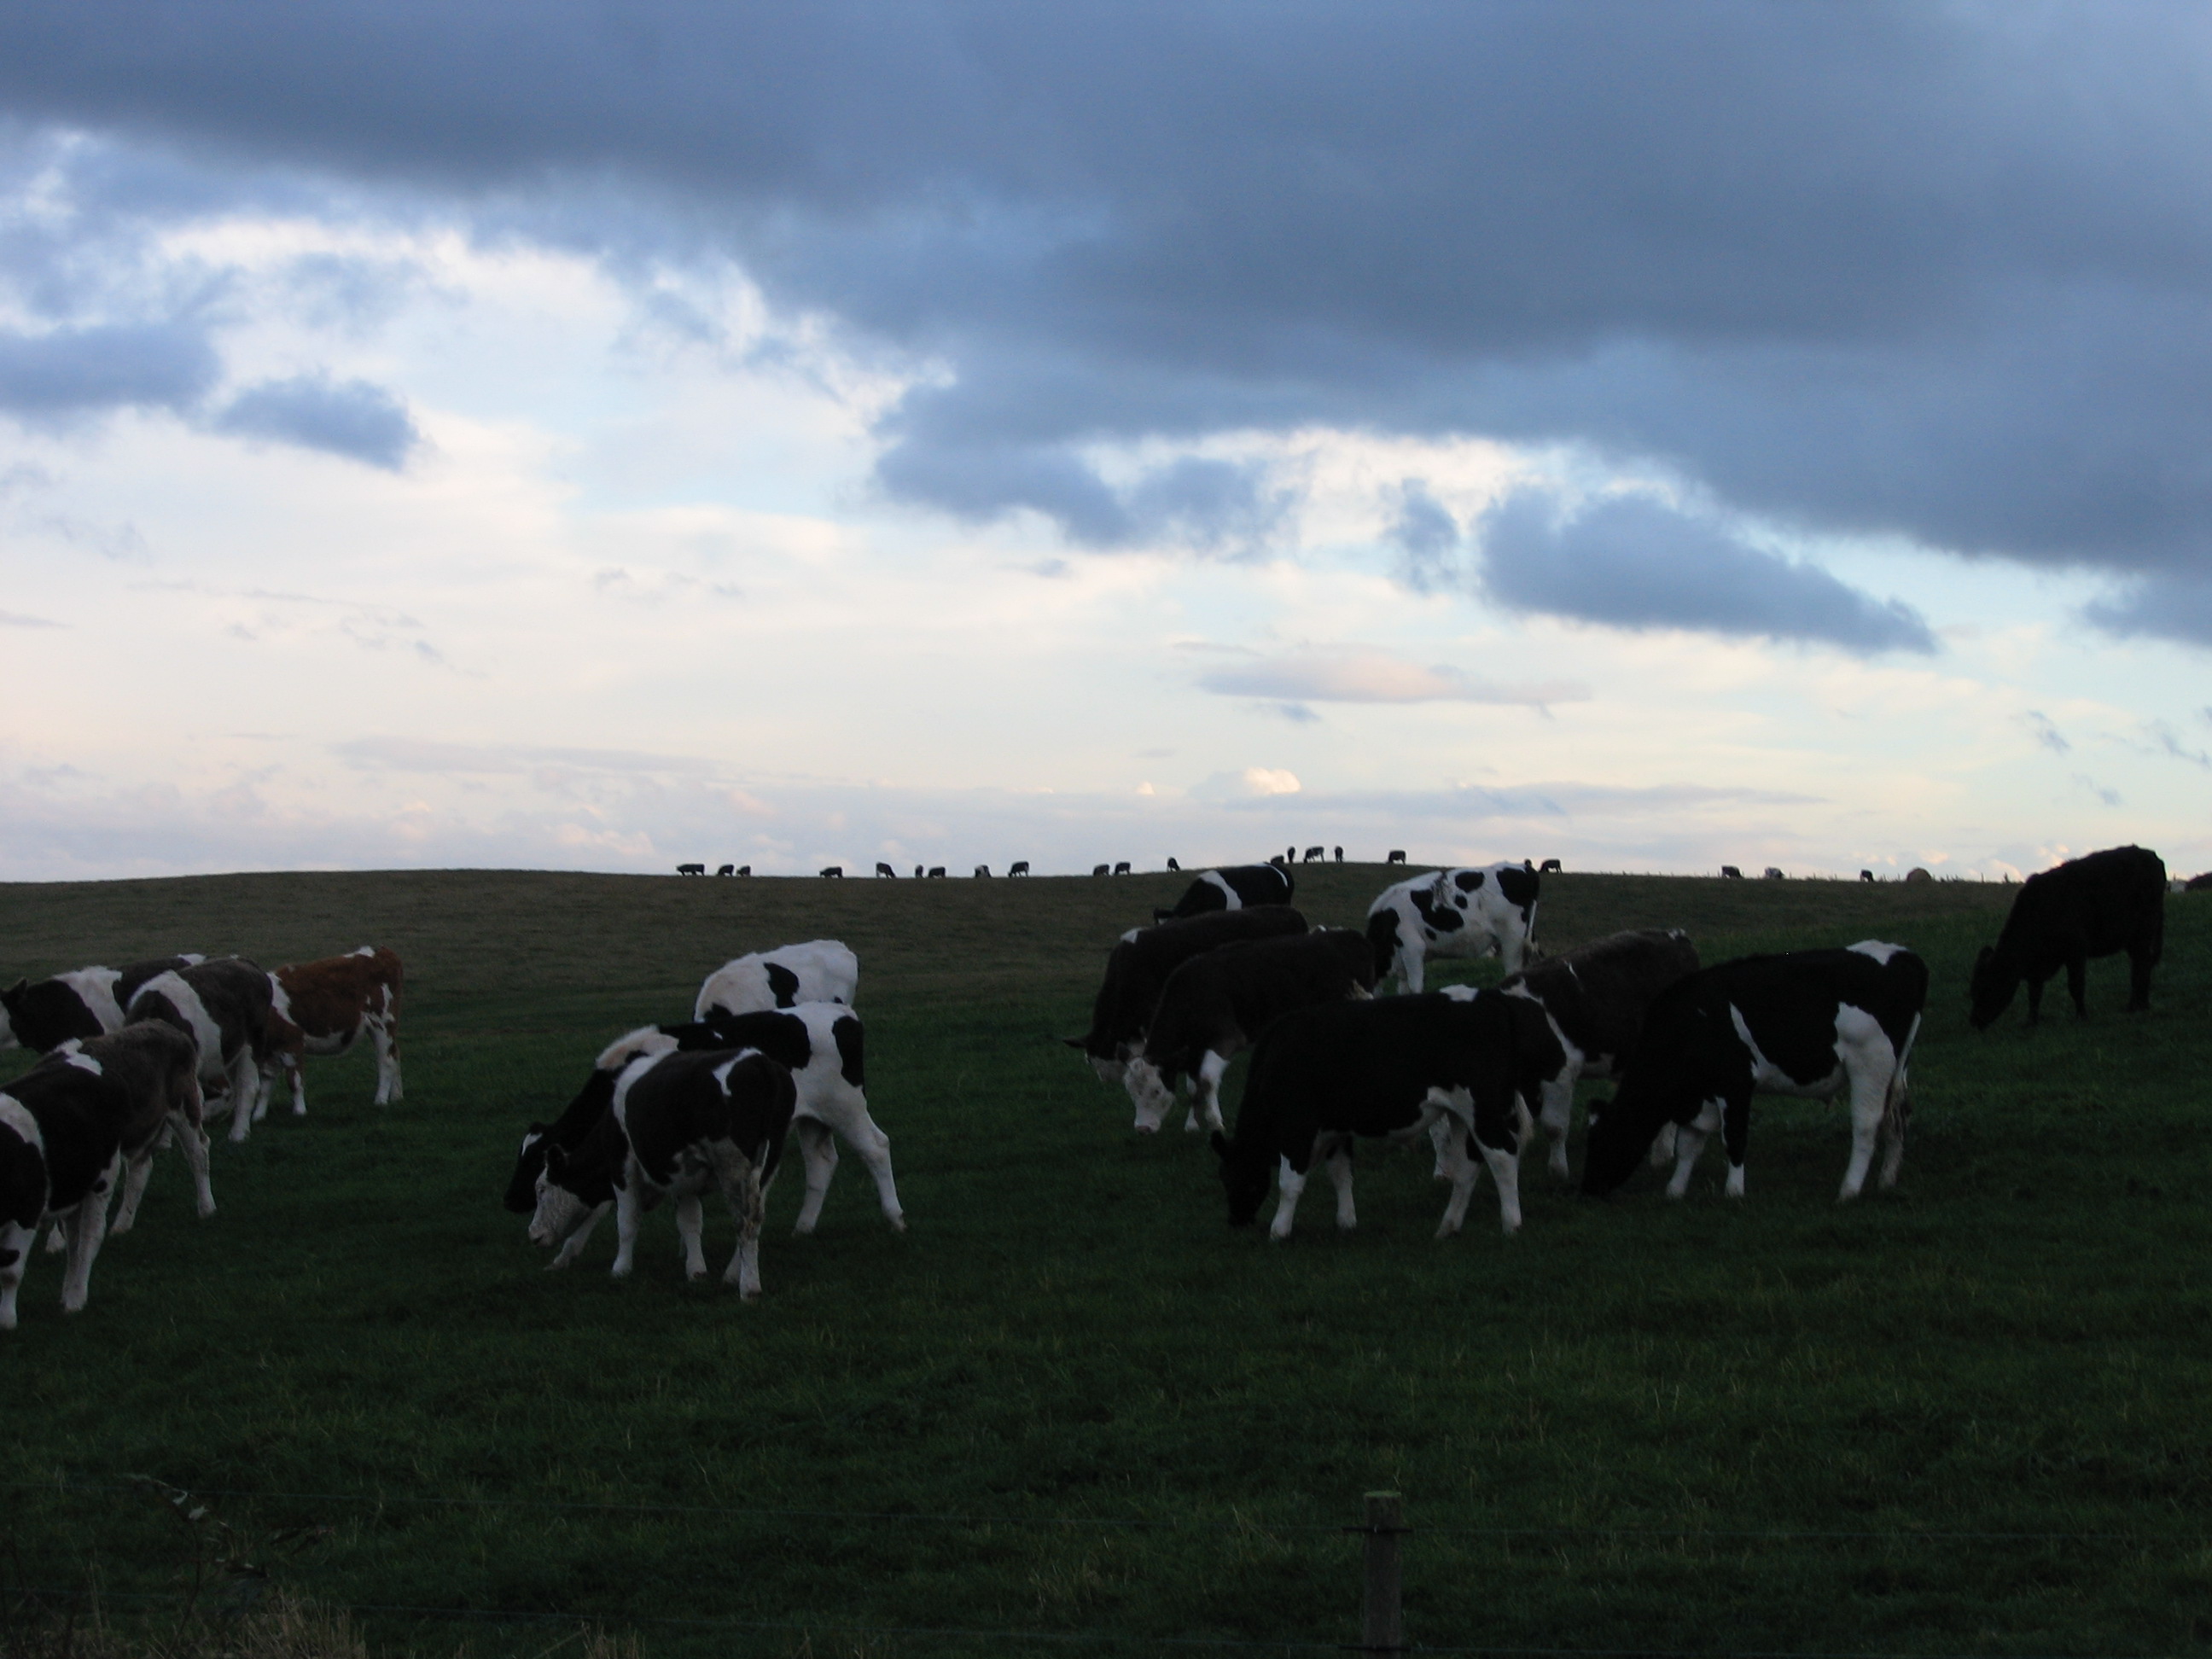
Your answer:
1477;488;1938;655
4;3;2212;627
213;374;419;469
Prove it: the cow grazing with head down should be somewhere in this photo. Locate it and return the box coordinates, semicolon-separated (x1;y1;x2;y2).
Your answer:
1125;928;1375;1134
127;959;276;1143
1581;942;1927;1204
1010;861;1031;876
260;946;405;1116
1366;863;1540;993
1969;845;2165;1028
1152;863;1295;923
510;1004;899;1238
0;1022;205;1327
524;1040;795;1297
1456;928;1701;1181
0;957;203;1052
876;862;897;878
1210;988;1564;1240
696;940;858;1020
1064;906;1309;1086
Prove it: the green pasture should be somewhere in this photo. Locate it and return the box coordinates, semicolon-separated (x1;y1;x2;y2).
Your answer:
2;865;2207;1658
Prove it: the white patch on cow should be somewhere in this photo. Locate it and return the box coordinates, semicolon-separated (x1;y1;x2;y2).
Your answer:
349;945;375;958
57;969;125;1033
1848;938;1906;965
1124;1055;1175;1133
596;1027;679;1073
132;974;224;1069
1199;870;1240;910
267;975;295;1024
61;1053;101;1075
695;940;859;1019
1119;926;1142;945
0;1095;43;1153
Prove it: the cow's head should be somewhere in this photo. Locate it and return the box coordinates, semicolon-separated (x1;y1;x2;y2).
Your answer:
527;1145;602;1248
504;1126;550;1213
1122;1057;1176;1133
1966;945;2017;1030
1211;1130;1272;1226
1579;1076;1680;1197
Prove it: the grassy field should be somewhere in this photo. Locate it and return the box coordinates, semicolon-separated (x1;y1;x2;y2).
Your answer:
2;864;2208;1659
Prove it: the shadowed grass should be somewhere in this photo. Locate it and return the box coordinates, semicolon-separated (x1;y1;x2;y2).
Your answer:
1;869;2206;1657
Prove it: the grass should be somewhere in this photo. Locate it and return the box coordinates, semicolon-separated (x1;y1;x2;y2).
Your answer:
1;864;2207;1659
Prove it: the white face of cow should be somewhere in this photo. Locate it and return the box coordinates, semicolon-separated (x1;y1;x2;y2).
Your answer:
527;1171;601;1249
1089;1049;1131;1086
1124;1057;1175;1133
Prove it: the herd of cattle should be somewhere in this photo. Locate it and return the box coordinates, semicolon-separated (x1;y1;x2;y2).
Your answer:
0;843;2174;1323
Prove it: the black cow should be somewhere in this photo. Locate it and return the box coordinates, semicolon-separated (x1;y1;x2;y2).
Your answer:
1720;865;1743;879
1581;942;1927;1203
1387;850;1407;864
1125;928;1374;1133
1969;845;2165;1027
716;864;736;877
1482;928;1701;1181
524;1045;795;1296
820;865;843;878
676;863;706;876
1010;861;1031;876
927;866;946;878
1063;906;1309;1085
127;959;277;1144
1302;846;1324;863
1209;989;1564;1239
0;957;203;1052
1152;862;1296;923
875;862;897;878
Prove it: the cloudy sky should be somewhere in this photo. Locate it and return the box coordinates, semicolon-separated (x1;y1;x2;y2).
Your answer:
2;2;2209;882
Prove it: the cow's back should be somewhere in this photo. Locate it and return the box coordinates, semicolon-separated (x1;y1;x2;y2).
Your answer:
2001;845;2165;964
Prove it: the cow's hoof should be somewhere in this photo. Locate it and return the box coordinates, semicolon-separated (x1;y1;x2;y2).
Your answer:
195;1202;216;1220
791;1220;817;1237
887;1214;907;1233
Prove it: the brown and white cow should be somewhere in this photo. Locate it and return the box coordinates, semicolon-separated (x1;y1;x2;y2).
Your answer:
260;946;405;1117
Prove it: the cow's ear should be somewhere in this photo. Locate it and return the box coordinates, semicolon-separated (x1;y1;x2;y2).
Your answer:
2;979;21;1000
544;1144;568;1176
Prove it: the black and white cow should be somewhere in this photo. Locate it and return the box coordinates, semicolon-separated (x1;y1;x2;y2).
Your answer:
0;956;203;1051
525;1042;795;1296
1969;845;2165;1027
1152;862;1296;923
126;959;276;1143
1125;928;1376;1133
1365;863;1540;992
1064;906;1308;1086
510;1004;900;1237
0;1024;201;1327
1580;942;1927;1203
695;940;859;1019
1209;989;1565;1239
1454;929;1701;1181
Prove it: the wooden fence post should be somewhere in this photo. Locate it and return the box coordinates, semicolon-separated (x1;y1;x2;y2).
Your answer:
1360;1490;1406;1656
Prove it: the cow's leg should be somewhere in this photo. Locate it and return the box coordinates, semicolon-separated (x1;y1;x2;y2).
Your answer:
1721;1090;1753;1200
1317;1135;1357;1230
1878;1064;1912;1189
1268;1156;1308;1240
0;1220;31;1329
1647;1121;1678;1169
789;1117;838;1236
2066;955;2089;1020
1540;1074;1575;1182
547;1203;608;1269
1191;1049;1231;1134
719;1159;765;1298
609;1180;643;1278
835;1109;905;1231
275;1051;306;1116
1666;1099;1721;1198
2127;944;2155;1013
109;1151;156;1235
371;1017;403;1105
173;1114;215;1219
1401;952;1426;994
674;1192;707;1279
43;1222;64;1254
227;1054;259;1142
1431;1122;1481;1237
1427;1115;1454;1182
1837;1051;1896;1202
2025;974;2046;1026
60;1155;120;1313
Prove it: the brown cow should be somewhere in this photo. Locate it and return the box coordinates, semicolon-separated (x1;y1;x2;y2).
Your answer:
262;946;405;1117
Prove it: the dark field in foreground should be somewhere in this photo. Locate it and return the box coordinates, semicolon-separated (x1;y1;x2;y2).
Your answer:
3;866;2208;1658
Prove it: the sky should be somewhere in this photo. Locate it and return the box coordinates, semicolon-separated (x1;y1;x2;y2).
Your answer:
2;2;2209;883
